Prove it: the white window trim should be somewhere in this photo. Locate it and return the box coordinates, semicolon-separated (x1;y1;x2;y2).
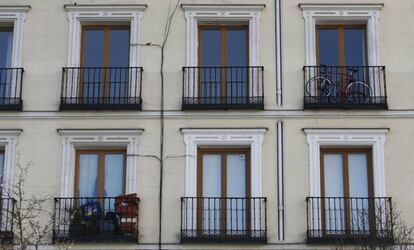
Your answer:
58;129;143;198
300;4;383;67
0;6;29;68
182;4;264;68
181;128;266;198
64;4;146;68
0;129;21;196
304;129;388;198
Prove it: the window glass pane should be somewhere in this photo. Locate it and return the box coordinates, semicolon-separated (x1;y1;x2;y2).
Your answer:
227;153;246;197
200;29;221;98
348;153;369;197
104;154;124;197
344;28;366;66
82;29;104;67
202;154;222;232
324;154;344;197
323;153;345;232
226;153;247;233
348;153;370;232
226;29;248;97
78;154;98;197
107;28;129;98
0;29;13;68
318;28;339;66
82;29;104;97
226;29;247;66
202;154;221;197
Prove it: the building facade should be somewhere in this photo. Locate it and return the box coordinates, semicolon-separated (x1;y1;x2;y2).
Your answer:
0;0;412;249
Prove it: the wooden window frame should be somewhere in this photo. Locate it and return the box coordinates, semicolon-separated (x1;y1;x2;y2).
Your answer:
79;25;131;98
196;147;251;235
197;24;249;98
320;147;374;236
316;25;369;93
74;148;127;198
316;24;368;67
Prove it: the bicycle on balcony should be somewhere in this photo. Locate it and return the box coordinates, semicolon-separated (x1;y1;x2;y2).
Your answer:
305;65;372;104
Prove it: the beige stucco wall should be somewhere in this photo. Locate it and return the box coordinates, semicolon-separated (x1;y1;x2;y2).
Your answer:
0;0;413;249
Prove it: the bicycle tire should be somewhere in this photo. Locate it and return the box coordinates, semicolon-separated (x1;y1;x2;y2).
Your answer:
346;81;372;104
305;76;333;98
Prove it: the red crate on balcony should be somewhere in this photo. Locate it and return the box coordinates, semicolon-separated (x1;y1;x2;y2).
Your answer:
115;193;138;218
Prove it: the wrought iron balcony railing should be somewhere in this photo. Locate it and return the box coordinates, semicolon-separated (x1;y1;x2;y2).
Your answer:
303;66;387;109
306;197;394;244
0;68;23;111
182;66;264;110
181;197;267;243
0;198;15;245
60;67;143;110
53;196;139;243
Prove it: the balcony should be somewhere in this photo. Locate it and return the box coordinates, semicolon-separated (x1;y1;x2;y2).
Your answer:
182;66;264;110
53;196;139;243
0;68;23;111
306;197;394;244
303;66;387;109
0;198;15;244
60;67;143;110
181;197;267;243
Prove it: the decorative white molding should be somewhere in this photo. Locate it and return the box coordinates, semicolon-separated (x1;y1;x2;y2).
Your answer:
65;4;146;68
0;6;30;68
181;128;266;198
57;129;143;197
300;4;383;67
182;4;264;68
304;129;388;198
0;130;22;195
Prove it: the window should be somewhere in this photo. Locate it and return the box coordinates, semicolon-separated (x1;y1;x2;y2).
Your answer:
80;25;130;99
181;129;267;242
75;149;125;198
181;5;264;110
304;129;392;243
317;25;366;67
62;5;145;110
320;148;373;234
198;25;248;99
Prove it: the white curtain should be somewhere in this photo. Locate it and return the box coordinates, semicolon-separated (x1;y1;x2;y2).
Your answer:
78;154;98;197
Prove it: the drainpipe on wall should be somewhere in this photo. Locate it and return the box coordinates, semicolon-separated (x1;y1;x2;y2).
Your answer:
275;0;283;107
276;121;285;241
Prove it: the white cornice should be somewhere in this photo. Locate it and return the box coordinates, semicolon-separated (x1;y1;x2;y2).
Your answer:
0;6;31;13
64;4;147;12
181;128;267;136
0;129;22;137
303;128;389;136
181;4;265;12
299;3;384;12
57;129;144;137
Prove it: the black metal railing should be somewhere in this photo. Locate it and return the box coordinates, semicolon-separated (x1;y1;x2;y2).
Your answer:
306;197;394;244
60;67;143;110
0;198;15;244
181;197;267;243
53;196;140;243
0;68;24;110
182;66;264;110
303;66;387;109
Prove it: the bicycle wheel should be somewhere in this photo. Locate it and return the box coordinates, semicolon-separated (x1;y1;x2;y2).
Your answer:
346;81;372;104
305;76;332;98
